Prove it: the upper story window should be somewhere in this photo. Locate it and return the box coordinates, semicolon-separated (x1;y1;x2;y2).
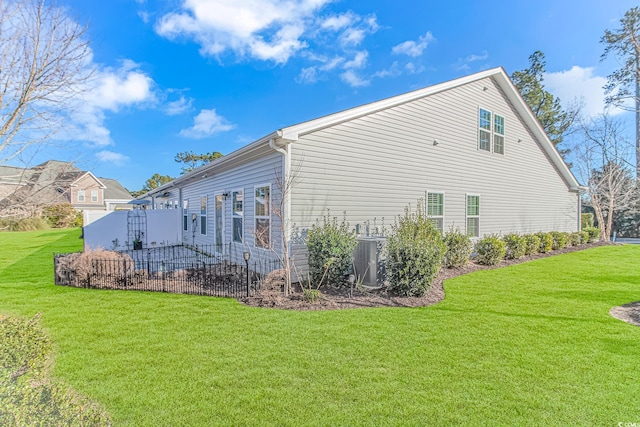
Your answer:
478;108;505;155
426;192;444;232
478;108;492;152
77;190;85;202
91;190;98;202
183;200;189;231
494;114;505;155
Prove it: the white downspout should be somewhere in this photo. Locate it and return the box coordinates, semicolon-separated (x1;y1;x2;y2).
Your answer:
269;137;291;258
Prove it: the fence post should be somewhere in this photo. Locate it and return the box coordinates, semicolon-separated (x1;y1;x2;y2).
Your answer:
162;261;166;292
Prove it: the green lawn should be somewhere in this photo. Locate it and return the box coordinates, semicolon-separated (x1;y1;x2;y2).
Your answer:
1;228;639;426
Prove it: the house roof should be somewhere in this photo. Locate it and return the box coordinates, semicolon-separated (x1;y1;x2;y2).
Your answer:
100;178;133;200
144;67;581;196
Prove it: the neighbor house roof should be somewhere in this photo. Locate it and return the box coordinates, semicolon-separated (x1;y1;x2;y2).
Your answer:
100;178;133;200
144;67;581;196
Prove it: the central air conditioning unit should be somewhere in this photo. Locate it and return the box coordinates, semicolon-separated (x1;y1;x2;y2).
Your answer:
353;237;386;288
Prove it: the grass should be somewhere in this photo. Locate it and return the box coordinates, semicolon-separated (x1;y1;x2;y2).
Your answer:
1;228;639;426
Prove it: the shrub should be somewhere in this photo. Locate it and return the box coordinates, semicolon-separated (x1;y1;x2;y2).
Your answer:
581;213;594;229
386;203;446;297
474;235;506;265
55;249;134;287
550;231;569;250
443;226;473;268
523;234;541;255
502;233;526;260
306;212;357;287
0;314;112;426
535;232;553;253
0;217;50;232
578;230;590;244
42;203;83;228
583;226;601;242
569;232;583;246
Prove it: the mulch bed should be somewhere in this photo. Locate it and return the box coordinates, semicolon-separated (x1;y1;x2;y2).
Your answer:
610;303;640;327
240;241;615;311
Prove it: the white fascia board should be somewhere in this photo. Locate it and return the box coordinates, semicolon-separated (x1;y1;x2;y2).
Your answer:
492;71;581;191
142;131;278;198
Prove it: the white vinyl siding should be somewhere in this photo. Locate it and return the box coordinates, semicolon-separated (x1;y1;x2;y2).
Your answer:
426;192;444;232
232;190;243;242
466;194;480;237
289;76;577;245
254;184;271;248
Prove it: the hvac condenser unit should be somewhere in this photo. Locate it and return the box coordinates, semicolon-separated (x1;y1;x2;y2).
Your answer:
353;237;386;288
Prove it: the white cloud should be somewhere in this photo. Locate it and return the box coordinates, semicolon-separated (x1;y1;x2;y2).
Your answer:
155;0;332;64
87;60;155;112
297;66;320;84
165;96;193;115
544;66;626;117
96;150;130;166
180;108;236;139
321;13;355;31
466;51;488;62
405;62;425;74
344;51;368;70
67;60;157;146
340;70;369;87
392;31;434;57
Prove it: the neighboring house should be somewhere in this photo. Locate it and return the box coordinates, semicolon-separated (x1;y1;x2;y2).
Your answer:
0;160;132;215
141;67;581;269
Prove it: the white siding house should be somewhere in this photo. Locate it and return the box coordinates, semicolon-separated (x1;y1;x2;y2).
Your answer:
142;67;581;270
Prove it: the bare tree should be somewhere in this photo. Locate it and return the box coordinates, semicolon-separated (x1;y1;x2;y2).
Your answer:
271;159;303;296
573;114;637;241
0;0;92;164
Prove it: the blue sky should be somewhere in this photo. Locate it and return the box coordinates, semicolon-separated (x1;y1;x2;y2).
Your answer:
19;0;638;190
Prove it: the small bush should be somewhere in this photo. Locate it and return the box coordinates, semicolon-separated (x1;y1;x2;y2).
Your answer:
42;203;83;228
306;211;358;287
386;203;446;297
535;232;553;253
581;213;594;229
0;314;112;426
0;217;50;232
578;230;590;244
475;235;506;266
523;234;541;255
443;227;473;268
550;231;569;250
303;289;321;303
502;233;526;260
583;226;601;243
569;232;583;246
56;249;134;286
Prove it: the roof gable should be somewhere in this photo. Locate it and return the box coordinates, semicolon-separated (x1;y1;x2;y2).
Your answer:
276;67;580;191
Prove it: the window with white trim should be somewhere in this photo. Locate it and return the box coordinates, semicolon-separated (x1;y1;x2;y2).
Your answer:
466;195;480;237
91;190;98;202
183;200;189;231
254;185;270;248
200;196;207;235
478;108;492;152
426;192;444;232
479;108;506;155
494;114;505;155
77;190;85;202
232;190;243;242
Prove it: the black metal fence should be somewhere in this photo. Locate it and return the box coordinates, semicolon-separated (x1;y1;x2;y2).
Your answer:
53;244;281;298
